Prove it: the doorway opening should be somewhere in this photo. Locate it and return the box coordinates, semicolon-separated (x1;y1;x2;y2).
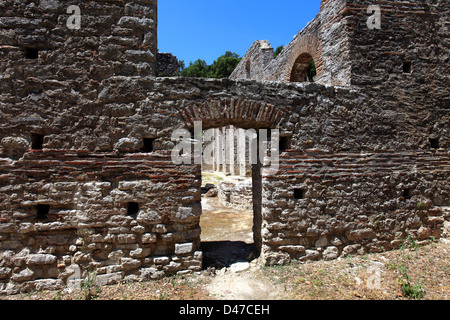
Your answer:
198;125;262;269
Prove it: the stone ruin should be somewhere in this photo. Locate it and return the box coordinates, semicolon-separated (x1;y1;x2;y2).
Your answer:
0;0;448;294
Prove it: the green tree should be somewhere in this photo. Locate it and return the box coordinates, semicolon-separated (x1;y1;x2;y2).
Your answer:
178;60;185;71
178;59;209;78
208;51;241;79
306;60;316;82
178;52;241;79
274;45;284;58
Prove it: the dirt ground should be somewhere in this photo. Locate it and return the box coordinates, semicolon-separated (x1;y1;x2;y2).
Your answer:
2;235;448;301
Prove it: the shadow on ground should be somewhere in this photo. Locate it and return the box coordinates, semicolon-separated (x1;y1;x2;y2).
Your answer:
201;241;258;269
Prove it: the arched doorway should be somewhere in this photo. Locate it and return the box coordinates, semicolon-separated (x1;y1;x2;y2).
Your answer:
289;53;316;82
177;99;289;269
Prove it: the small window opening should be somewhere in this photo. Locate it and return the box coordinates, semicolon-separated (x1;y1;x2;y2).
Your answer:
429;137;440;149
403;61;412;73
127;202;139;216
31;134;44;150
294;188;306;200
402;188;413;200
141;138;154;152
36;204;50;220
279;137;290;153
245;60;251;79
24;47;39;59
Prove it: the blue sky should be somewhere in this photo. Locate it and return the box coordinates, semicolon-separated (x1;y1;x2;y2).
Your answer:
158;0;322;65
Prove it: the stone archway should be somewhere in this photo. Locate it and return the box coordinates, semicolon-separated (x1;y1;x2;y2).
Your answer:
178;98;289;267
178;98;290;131
284;34;322;82
289;53;315;82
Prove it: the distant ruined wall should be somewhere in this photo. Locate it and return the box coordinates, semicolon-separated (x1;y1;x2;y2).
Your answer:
230;0;349;85
0;0;449;294
229;40;274;81
157;52;181;77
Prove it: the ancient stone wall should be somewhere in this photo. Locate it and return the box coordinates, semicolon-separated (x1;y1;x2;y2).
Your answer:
230;0;348;85
218;181;253;211
344;0;449;150
1;74;448;292
0;0;449;294
157;52;181;77
263;149;450;265
229;40;274;81
0;0;158;83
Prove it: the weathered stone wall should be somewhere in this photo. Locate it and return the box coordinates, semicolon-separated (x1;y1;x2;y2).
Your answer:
344;0;449;149
263;149;450;265
1;74;448;292
230;0;348;85
0;0;158;82
218;181;253;211
157;52;181;77
229;40;274;81
0;0;449;294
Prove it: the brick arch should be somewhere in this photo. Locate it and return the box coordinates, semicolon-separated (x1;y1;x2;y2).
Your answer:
284;34;323;82
178;98;290;130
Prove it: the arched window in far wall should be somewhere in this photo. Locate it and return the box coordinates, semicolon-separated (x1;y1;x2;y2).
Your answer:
289;53;316;83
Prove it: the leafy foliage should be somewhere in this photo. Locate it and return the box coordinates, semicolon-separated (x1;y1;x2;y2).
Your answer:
178;59;209;78
274;45;284;58
306;60;317;82
178;51;242;79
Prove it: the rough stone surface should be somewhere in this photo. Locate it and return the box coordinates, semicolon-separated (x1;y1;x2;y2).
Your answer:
230;262;250;273
218;181;253;210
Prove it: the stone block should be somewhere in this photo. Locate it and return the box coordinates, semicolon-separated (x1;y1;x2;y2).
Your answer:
230;262;250;273
142;233;157;244
323;246;339;261
120;258;141;271
30;279;65;292
175;243;194;255
26;254;57;265
95;272;124;287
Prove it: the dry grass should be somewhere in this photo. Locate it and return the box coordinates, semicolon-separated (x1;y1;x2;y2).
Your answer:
262;239;449;300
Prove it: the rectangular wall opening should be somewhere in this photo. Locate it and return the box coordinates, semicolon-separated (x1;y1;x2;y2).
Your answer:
36;204;50;220
294;188;306;200
429;137;440;149
199;125;261;269
279;136;291;153
402;188;413;200
127;202;139;217
403;61;412;73
31;134;44;150
141;138;154;152
24;47;39;60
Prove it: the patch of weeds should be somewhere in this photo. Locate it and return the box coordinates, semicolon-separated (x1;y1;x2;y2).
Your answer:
397;266;425;300
310;275;324;287
400;235;419;251
79;269;101;300
295;277;306;284
52;290;63;300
